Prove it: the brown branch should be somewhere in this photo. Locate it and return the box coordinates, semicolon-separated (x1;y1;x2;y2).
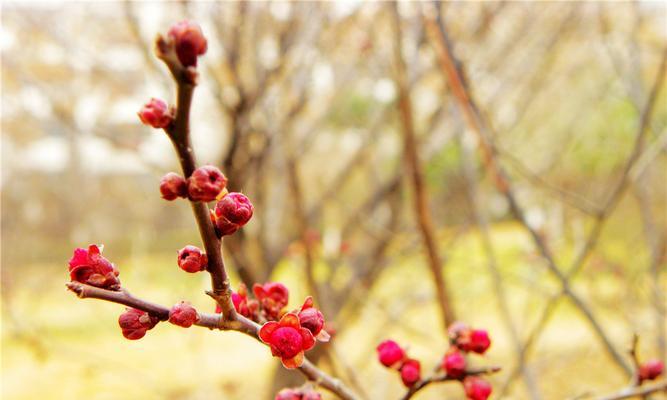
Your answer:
499;45;667;394
66;282;359;400
423;2;635;376
154;39;236;321
400;366;501;400
593;380;667;400
390;1;456;331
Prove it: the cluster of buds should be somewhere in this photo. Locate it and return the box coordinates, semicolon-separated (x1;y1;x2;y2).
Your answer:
377;323;494;399
274;386;322;400
442;322;492;400
376;340;421;387
215;283;260;320
155;165;254;237
637;359;664;384
240;282;328;369
157;166;227;203
68;244;120;290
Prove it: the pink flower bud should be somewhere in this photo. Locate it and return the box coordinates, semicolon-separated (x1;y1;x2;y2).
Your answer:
463;376;492;400
638;360;664;382
177;245;208;273
259;313;316;369
168;20;207;67
376;340;406;368
462;330;491;354
168;301;200;328
400;359;421;387
302;391;322;400
138;98;173;129
68;244;120;290
214;192;254;236
443;349;466;378
118;308;159;340
275;389;301;400
253;282;289;321
298;296;329;342
160;172;188;200
187;165;227;202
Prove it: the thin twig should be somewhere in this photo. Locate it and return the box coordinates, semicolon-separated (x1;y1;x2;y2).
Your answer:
593;380;667;400
390;1;456;331
400;366;502;400
66;282;360;400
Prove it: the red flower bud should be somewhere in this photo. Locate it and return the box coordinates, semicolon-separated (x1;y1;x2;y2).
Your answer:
274;388;322;400
298;296;329;342
187;165;227;202
138;98;173;129
461;330;491;354
275;388;301;400
376;340;406;368
259;313;316;369
302;391;322;400
168;20;207;67
160;172;188;200
638;360;664;382
443;349;466;378
253;282;289;321
168;301;200;328
214;192;254;236
463;376;492;400
400;359;421;387
448;321;470;339
229;283;259;320
118;308;159;340
68;244;120;290
177;245;208;273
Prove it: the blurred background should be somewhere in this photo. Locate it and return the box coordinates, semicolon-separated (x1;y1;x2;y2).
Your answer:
2;1;666;399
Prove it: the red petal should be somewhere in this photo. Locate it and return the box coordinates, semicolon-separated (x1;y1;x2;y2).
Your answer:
68;248;89;270
300;296;314;311
252;283;266;300
87;244;101;256
281;351;304;369
259;321;279;343
300;328;316;350
280;313;300;329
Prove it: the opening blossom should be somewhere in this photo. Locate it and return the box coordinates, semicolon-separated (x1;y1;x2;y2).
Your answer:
138;98;173;129
275;388;322;400
231;283;259;320
443;349;466;379
253;282;289;320
376;340;406;368
463;376;492;400
214;192;254;236
187;165;228;202
177;245;208;273
169;301;200;328
638;360;664;383
118;308;159;340
297;296;329;342
68;244;120;290
400;359;421;387
259;313;316;369
168;20;208;67
450;323;491;355
160;172;188;200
